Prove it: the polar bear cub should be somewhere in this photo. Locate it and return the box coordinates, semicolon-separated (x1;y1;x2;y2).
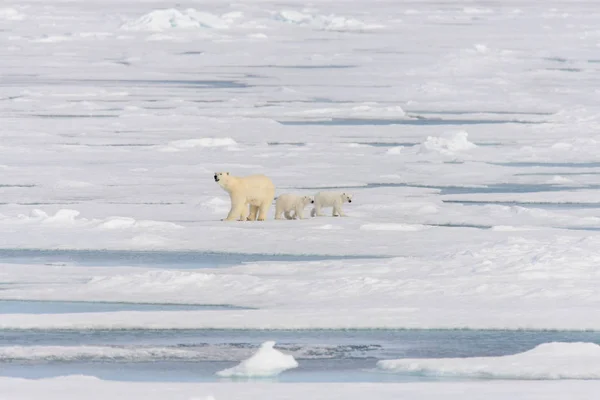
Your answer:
214;172;275;221
311;192;353;217
275;194;314;220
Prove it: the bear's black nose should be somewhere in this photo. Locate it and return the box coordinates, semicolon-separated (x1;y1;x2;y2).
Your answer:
214;175;219;182
348;200;352;203
311;200;314;203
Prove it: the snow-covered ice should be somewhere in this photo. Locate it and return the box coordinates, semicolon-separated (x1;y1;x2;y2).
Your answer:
216;341;298;378
378;342;600;380
3;0;600;395
2;376;600;400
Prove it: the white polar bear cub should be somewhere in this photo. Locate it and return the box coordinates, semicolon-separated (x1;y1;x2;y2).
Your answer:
214;172;275;221
311;192;353;217
275;194;314;220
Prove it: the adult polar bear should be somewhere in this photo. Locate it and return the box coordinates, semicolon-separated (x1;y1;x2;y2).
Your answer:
214;172;275;221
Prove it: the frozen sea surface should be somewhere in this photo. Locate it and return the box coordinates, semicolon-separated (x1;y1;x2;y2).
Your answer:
3;0;600;397
0;249;378;269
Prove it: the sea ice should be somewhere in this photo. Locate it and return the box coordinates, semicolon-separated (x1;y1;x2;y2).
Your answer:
377;342;600;380
216;341;298;378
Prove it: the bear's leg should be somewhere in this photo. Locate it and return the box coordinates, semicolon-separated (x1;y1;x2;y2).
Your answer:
295;205;305;219
225;205;246;221
274;204;284;220
284;211;294;220
224;197;247;221
257;202;271;221
333;201;346;217
312;203;324;217
247;205;259;221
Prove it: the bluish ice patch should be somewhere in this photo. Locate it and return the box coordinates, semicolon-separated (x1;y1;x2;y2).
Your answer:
545;67;583;72
553;226;600;232
73;79;249;89
356;142;419;147
264;98;350;105
4;329;599;358
0;202;78;206
104;201;186;205
543;56;568;63
0;249;385;269
439;183;598;195
277;117;541;126
406;110;553;116
515;172;600;176
62;143;156;147
443;200;600;209
1;329;599;383
267;142;307;147
0;359;443;383
0;300;251;314
298;182;591;194
425;223;492;230
255;65;356;69
492;162;600;168
32;114;118;118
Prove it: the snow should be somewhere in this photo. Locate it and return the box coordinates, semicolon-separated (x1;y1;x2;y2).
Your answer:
0;345;205;362
418;131;478;155
216;341;298;378
1;209;182;231
0;8;24;21
359;223;430;231
2;376;600;400
2;0;600;393
121;9;232;32
378;342;600;380
160;138;238;152
1;233;600;330
273;10;384;31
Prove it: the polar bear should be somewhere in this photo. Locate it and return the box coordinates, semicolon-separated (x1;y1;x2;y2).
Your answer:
310;192;353;217
274;194;314;220
214;172;275;221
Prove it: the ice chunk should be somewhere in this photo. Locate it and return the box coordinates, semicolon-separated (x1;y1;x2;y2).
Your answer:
419;131;477;155
0;8;24;20
377;342;600;380
121;9;231;32
274;10;383;31
216;341;298;378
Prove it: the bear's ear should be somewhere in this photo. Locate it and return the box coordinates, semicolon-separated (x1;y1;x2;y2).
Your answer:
225;172;230;175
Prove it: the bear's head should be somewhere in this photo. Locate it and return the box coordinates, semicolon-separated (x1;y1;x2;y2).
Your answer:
302;196;314;206
213;172;231;189
341;193;353;203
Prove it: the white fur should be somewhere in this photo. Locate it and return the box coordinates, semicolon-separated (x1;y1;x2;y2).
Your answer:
214;172;276;221
275;194;314;220
311;192;353;217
